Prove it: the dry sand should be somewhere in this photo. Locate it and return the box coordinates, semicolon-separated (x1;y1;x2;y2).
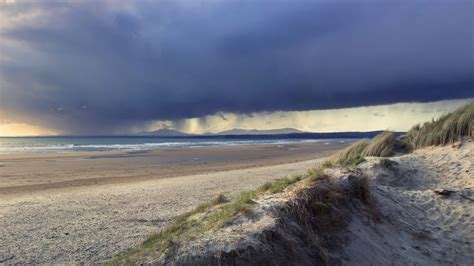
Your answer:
345;139;473;265
0;142;348;264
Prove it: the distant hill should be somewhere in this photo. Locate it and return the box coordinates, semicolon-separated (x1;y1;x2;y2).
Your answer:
137;128;404;139
211;128;306;135
203;130;404;139
140;128;191;136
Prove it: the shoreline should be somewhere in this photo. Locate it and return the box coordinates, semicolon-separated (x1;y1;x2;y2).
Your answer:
0;138;349;155
0;142;349;197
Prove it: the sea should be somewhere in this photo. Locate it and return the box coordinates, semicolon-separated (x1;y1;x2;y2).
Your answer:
0;136;352;154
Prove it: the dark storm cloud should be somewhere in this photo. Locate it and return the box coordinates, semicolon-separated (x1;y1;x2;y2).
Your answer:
0;0;473;134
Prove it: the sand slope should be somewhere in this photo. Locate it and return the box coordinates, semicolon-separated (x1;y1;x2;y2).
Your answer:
345;139;473;265
130;139;473;265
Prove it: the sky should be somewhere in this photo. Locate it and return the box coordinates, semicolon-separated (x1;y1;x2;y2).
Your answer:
0;0;473;136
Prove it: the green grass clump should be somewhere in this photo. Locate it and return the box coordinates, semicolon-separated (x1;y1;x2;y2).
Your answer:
212;193;229;205
329;131;405;167
331;139;369;167
306;165;331;183
405;101;473;149
363;131;398;157
262;175;303;194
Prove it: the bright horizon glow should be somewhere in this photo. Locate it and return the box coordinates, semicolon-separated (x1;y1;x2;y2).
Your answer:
0;122;58;137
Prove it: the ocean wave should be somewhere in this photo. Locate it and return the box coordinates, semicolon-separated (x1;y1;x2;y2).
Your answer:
0;139;324;153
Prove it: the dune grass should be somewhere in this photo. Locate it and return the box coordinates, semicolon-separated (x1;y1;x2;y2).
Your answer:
405;101;473;149
362;131;399;157
330;131;403;167
330;139;369;167
111;170;325;264
330;102;473;167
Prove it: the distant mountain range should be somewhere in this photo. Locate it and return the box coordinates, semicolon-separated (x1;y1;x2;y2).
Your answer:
141;128;193;136
210;128;306;135
139;128;403;139
141;128;305;136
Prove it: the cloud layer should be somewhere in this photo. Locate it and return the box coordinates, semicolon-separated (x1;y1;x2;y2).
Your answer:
1;0;473;134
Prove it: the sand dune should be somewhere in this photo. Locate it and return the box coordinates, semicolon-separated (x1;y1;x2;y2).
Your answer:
120;139;473;265
346;138;473;265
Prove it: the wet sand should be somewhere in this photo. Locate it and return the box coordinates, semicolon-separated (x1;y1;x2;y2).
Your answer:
0;141;349;196
0;141;349;263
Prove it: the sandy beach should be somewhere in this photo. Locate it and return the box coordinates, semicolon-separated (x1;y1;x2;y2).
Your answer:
0;141;348;264
113;137;473;265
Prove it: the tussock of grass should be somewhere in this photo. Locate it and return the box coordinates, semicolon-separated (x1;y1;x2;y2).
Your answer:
362;131;398;157
331;130;406;168
348;175;372;204
405;101;473;149
306;166;330;183
321;160;334;168
330;139;369;167
282;173;376;264
260;174;303;194
212;193;229;205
